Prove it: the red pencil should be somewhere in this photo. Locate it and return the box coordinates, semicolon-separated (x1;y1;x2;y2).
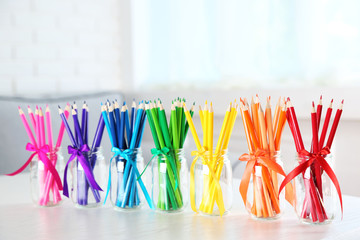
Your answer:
311;102;319;153
326;100;344;149
316;96;322;129
318;100;333;149
287;99;304;151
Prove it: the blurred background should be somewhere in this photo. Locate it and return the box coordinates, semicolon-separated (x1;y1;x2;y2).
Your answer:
0;0;359;195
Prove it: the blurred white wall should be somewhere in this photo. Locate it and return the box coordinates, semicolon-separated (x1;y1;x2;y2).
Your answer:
0;0;127;95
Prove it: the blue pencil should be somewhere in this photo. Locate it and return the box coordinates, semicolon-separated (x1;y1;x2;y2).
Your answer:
114;101;121;148
121;103;144;207
135;109;147;148
108;102;118;148
101;103;114;147
124;103;131;145
130;99;136;139
119;104;126;149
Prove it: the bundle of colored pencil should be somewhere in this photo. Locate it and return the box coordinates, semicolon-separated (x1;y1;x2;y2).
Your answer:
15;104;69;206
238;96;287;218
184;100;237;215
59;102;105;206
102;100;147;208
145;98;194;211
282;97;344;223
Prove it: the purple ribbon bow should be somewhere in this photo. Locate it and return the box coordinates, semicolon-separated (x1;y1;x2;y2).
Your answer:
6;143;63;191
63;144;103;198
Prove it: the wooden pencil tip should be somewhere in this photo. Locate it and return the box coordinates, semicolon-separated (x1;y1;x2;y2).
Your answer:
312;101;315;108
341;99;344;104
18;106;21;110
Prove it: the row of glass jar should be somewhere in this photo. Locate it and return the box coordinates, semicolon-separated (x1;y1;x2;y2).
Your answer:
30;147;337;223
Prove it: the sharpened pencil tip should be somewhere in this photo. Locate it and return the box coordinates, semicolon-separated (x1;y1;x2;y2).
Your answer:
58;105;61;109
18;106;21;110
312;101;315;108
331;99;334;103
341;99;344;104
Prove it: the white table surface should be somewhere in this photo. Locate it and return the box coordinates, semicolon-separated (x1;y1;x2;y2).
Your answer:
0;174;359;240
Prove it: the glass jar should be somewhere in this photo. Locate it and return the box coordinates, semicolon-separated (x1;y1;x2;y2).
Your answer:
293;153;337;224
193;150;232;216
245;151;284;220
69;147;106;208
109;148;145;210
30;147;64;207
151;149;189;213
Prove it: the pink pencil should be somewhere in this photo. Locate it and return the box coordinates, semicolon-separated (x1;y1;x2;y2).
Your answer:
18;107;37;147
55;103;70;149
27;106;37;134
45;105;53;151
43;105;62;204
39;108;46;147
35;106;40;145
38;108;47;203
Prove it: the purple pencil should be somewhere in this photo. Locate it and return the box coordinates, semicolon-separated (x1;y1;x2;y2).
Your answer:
85;104;89;146
81;102;87;146
58;106;77;147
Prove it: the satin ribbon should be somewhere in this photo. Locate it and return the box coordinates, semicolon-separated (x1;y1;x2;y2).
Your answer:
103;147;155;209
6;143;63;191
137;147;171;181
190;147;225;215
239;149;286;211
63;144;102;198
278;147;343;217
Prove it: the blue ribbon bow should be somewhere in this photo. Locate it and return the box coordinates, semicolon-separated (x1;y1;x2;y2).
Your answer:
104;147;155;209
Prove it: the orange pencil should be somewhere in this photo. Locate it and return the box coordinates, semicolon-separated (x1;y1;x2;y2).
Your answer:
274;101;287;151
272;97;281;133
251;97;260;142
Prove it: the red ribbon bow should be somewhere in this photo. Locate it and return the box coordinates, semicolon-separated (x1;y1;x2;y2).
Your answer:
278;147;343;217
239;149;286;211
6;143;63;191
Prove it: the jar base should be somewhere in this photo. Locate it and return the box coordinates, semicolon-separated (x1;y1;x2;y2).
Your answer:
250;213;282;221
156;208;185;214
199;210;229;217
113;205;143;212
35;200;63;208
75;202;102;209
299;218;334;225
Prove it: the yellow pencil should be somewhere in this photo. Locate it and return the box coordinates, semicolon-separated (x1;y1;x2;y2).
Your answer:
183;103;201;150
